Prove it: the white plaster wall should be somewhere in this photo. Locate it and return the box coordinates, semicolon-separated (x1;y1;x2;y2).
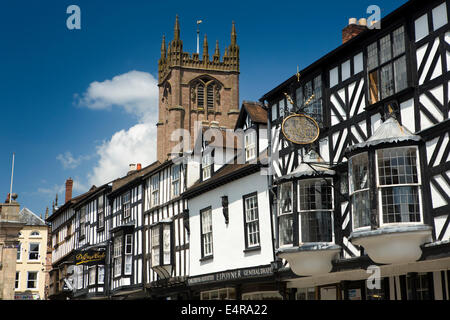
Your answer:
189;171;273;276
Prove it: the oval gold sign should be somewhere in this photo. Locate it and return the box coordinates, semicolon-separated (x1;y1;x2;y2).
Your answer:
281;114;320;145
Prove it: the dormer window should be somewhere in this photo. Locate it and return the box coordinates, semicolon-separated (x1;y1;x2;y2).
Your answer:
245;130;257;161
202;152;212;180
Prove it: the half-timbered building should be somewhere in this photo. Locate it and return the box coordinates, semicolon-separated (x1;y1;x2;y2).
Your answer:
261;0;450;300
71;183;111;299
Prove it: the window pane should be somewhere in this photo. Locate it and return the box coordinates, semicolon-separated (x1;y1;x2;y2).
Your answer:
352;190;371;229
394;56;407;92
377;148;418;185
301;211;332;242
367;42;378;70
245;195;260;246
380;64;394;99
381;186;421;223
279;215;293;246
349;153;369;193
299;179;333;211
379;34;392;64
393;26;405;57
280;183;293;213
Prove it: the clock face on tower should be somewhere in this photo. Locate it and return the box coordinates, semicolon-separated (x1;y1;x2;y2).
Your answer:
281;114;320;145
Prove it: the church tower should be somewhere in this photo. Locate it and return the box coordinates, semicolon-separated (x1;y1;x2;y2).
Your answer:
157;15;240;163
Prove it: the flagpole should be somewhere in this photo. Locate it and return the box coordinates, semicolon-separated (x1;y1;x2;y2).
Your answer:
9;152;15;203
196;20;203;54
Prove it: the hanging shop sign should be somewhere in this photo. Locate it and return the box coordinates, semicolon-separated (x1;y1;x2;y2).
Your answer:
281;114;320;145
74;248;106;266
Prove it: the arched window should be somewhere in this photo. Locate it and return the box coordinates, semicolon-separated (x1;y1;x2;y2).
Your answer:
30;231;40;237
191;77;221;110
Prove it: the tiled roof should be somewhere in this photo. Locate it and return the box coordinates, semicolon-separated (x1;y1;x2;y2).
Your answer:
19;208;46;226
242;101;267;124
111;161;161;192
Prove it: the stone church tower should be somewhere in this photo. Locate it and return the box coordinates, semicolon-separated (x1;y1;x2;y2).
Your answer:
157;15;240;162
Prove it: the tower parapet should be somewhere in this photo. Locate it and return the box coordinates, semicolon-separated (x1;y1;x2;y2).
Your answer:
158;17;240;84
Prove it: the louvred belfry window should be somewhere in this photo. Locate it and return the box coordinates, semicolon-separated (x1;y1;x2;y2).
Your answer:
150;220;174;279
192;78;221;110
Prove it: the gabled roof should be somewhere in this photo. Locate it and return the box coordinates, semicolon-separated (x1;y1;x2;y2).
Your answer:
19;208;46;226
235;101;268;130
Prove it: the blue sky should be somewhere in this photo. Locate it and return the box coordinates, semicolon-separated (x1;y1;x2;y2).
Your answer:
0;0;407;217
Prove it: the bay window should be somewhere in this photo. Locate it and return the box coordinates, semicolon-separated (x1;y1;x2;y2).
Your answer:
349;153;371;229
245;130;257;161
113;236;122;277
367;26;407;104
201;208;213;257
298;179;334;243
151;227;160;266
278;182;293;246
202;152;212;180
377;147;422;224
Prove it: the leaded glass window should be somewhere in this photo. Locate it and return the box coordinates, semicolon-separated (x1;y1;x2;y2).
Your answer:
367;26;407;104
349;153;371;229
377;147;421;224
298;179;333;243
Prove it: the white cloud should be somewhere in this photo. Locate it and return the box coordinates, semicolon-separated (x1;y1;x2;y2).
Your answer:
87;123;157;186
56;151;90;169
78;70;159;122
75;70;159;187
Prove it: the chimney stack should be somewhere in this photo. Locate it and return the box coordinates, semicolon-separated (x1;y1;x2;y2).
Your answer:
128;164;137;175
65;178;73;203
342;17;368;44
137;163;142;171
